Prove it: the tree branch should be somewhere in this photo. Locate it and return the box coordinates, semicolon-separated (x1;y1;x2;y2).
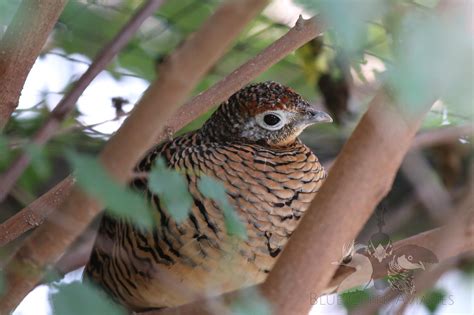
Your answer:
410;124;473;150
0;0;268;313
0;176;75;247
0;0;67;131
401;150;452;224
0;0;167;202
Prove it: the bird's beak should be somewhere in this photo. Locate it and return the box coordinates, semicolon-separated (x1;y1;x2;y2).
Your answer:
304;108;333;124
418;261;425;270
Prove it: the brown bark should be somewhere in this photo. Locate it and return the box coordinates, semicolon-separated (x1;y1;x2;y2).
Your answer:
410;124;473;150
0;0;67;130
0;0;166;202
0;0;268;313
0;176;75;247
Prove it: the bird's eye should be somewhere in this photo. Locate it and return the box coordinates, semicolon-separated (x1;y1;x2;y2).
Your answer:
263;114;281;126
408;255;413;261
256;111;286;131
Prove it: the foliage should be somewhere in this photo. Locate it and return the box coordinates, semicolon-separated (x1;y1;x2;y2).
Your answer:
66;151;154;229
49;281;126;315
230;287;272;315
340;288;372;311
148;158;193;223
421;288;447;314
197;175;247;239
24;144;52;180
0;135;10;167
297;0;473;121
0;1;20;29
0;270;4;296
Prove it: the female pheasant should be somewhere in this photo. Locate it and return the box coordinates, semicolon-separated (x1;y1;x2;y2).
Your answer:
84;81;332;311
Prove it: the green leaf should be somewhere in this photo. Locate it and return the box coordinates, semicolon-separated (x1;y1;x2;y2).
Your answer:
230;287;272;315
66;151;153;229
297;0;389;56
388;10;473;117
0;135;11;168
0;1;21;27
50;281;126;315
24;144;52;179
197;175;247;239
0;270;5;296
421;288;447;314
148;158;193;223
340;288;372;311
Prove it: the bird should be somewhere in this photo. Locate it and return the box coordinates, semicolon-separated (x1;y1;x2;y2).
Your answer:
84;81;333;311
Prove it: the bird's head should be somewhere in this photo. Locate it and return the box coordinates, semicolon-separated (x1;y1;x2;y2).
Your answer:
393;245;439;270
202;81;332;147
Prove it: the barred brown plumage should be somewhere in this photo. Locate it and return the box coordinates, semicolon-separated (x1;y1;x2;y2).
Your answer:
84;81;332;311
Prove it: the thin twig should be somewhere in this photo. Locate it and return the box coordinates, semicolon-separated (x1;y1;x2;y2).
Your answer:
411;124;473;150
46;51;145;79
401;150;452;224
0;0;269;312
0;0;167;202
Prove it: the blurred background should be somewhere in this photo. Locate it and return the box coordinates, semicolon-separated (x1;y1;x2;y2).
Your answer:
0;0;472;314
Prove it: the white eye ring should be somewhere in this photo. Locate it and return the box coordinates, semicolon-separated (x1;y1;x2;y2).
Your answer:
256;111;286;130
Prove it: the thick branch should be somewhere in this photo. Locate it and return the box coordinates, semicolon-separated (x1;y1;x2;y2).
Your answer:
0;0;67;130
0;0;166;202
0;0;268;313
